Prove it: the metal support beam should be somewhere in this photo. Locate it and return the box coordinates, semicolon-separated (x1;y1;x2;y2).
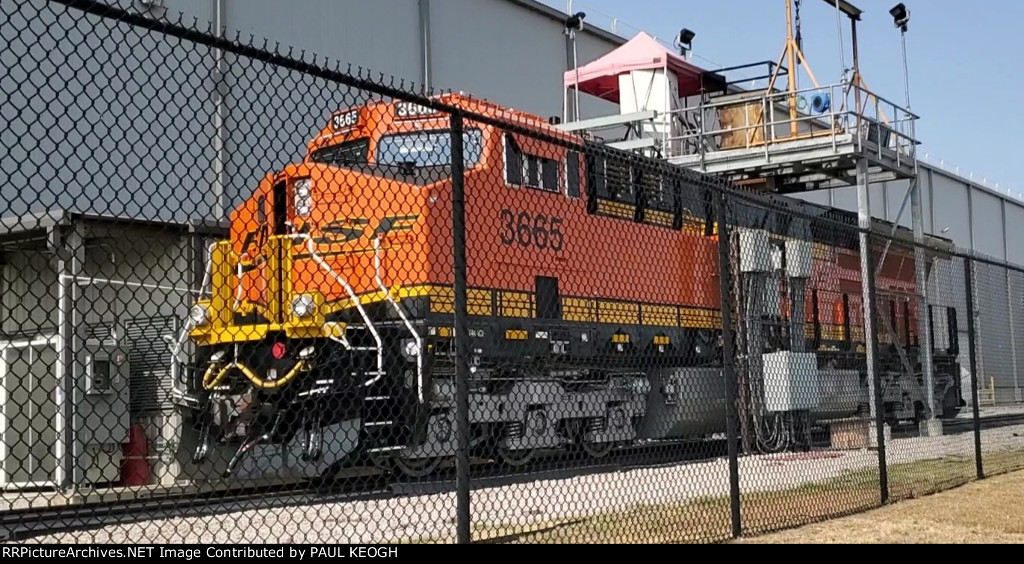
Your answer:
211;0;226;219
856;159;878;422
450;114;472;544
418;0;432;91
875;181;913;271
606;138;658;152
1002;199;1021;402
790;277;806;353
54;221;85;491
821;0;862;20
912;167;940;435
555;110;659;132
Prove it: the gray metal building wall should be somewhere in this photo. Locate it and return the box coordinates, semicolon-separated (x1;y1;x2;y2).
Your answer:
1;0;620;225
1;0;216;223
2;0;1021;402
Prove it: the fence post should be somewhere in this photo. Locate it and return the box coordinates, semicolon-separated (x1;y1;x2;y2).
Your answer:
450;112;472;544
963;256;984;480
714;188;742;538
864;232;889;505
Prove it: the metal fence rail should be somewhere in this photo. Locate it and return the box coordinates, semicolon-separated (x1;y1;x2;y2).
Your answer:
1;0;1023;545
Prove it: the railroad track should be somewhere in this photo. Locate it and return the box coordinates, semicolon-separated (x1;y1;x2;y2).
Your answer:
4;413;1023;542
0;439;725;542
942;412;1024;435
0;476;389;543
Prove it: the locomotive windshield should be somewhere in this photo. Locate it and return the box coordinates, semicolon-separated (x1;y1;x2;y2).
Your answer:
376;128;484;168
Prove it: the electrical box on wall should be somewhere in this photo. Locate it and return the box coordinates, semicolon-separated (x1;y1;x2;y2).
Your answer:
77;341;131;486
85;349;127;395
738;229;772;273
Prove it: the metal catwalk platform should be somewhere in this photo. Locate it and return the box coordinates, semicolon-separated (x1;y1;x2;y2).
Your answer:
667;126;918;190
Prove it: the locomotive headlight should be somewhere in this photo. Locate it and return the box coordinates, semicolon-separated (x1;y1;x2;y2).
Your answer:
290;294;317;318
293;178;313;217
189;304;210;327
401;339;420;362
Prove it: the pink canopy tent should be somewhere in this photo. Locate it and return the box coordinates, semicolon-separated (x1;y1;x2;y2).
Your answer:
563;32;726;105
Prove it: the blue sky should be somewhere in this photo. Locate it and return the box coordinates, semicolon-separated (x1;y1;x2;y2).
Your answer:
540;0;1024;197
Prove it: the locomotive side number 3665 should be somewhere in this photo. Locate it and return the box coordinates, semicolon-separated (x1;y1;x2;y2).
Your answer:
499;209;564;251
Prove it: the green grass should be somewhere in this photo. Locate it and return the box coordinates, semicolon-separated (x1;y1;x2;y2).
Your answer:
397;447;1024;544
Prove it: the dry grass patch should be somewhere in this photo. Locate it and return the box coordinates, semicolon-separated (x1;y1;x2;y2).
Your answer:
739;468;1024;544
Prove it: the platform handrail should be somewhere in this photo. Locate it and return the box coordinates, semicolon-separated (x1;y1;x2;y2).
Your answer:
295;233;385;385
373;236;425;404
647;81;919;162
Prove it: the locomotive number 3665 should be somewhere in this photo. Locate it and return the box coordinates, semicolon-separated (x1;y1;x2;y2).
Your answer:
499;209;564;251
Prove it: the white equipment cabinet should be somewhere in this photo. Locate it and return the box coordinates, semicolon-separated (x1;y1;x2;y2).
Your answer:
0;335;130;490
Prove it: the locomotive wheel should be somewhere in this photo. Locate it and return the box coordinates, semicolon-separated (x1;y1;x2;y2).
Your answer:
582;440;614;459
367;450;443;479
497;445;536;467
392;455;443;479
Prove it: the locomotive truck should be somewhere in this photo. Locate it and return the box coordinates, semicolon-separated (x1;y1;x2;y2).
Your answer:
171;93;964;480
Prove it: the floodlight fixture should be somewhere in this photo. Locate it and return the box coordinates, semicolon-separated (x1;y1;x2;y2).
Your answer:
564;12;586;32
676;28;695;56
890;3;909;32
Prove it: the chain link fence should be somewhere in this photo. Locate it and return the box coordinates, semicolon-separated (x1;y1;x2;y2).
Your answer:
1;0;1023;545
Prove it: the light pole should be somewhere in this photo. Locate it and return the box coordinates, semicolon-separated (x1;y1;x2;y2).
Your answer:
890;4;911;111
564;11;586;122
892;3;939;432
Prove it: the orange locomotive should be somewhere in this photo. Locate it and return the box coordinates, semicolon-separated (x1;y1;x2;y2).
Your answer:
176;93;963;479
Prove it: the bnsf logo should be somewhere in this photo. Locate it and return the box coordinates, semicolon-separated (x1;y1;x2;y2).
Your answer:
238;214;420;265
297;214;420;246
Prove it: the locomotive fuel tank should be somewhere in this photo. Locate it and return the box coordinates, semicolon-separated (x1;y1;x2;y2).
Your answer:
637;367;729;440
